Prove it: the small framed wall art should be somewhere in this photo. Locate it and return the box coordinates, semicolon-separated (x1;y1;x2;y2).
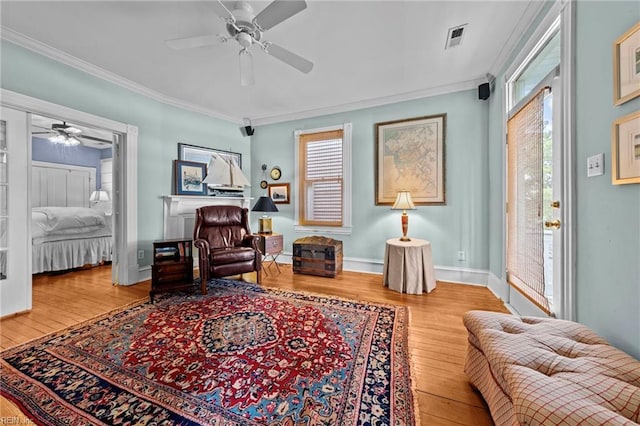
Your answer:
268;183;290;204
613;21;640;105
174;160;207;195
612;110;640;185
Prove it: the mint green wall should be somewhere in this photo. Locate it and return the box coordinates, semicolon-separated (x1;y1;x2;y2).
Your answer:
574;1;639;358
1;41;250;266
487;1;640;358
251;91;490;269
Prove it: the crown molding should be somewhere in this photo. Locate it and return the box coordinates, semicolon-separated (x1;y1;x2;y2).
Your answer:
487;0;548;78
1;26;243;125
251;79;480;126
3;26;491;128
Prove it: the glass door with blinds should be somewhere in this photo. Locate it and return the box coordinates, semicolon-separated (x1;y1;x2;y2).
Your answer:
506;67;561;316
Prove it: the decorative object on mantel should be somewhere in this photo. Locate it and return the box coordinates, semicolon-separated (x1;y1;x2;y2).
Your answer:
203;153;250;196
391;190;416;241
268;182;290;204
252;195;279;234
178;143;247;196
375;114;446;205
174;160;207;195
613;21;640;106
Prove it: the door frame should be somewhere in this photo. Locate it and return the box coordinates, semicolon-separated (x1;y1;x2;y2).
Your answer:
1;88;139;285
501;0;575;320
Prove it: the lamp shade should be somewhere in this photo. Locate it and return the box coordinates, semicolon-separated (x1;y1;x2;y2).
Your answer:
89;190;110;202
252;196;279;213
391;191;416;210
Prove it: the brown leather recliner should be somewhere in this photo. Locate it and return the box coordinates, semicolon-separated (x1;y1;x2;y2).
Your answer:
193;205;262;294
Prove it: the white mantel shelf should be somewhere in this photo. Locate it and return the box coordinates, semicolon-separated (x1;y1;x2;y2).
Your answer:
163;195;252;240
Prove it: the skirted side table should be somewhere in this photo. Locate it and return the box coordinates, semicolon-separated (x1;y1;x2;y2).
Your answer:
383;238;436;294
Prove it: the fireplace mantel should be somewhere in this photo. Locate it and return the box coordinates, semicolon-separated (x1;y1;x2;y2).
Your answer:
163;195;252;240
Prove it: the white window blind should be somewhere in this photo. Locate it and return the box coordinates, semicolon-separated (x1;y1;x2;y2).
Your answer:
299;129;343;226
507;86;551;314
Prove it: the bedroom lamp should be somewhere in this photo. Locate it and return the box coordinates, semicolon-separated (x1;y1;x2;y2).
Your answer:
89;189;110;203
252;196;278;234
391;191;416;242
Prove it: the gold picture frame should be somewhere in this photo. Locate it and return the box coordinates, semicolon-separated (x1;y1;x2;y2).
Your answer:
613;21;640;105
375;114;446;205
268;183;290;204
612;110;640;185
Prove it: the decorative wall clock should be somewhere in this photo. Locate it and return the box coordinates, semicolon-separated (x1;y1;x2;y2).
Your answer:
260;180;268;189
270;166;282;180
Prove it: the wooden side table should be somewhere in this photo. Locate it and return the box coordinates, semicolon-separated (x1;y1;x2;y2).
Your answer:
150;238;194;302
383;238;436;294
257;232;283;276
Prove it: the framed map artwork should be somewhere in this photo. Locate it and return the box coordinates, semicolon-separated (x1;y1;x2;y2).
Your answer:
375;114;446;205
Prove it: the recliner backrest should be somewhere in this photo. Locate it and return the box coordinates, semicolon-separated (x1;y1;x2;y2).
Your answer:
193;206;251;248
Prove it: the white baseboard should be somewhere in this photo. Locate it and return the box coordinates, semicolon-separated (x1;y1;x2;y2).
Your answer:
136;265;151;283
137;253;490;287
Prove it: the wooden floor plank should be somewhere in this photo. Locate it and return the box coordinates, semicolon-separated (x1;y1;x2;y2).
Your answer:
0;263;508;425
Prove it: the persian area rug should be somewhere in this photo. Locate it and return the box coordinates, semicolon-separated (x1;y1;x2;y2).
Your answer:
1;279;416;425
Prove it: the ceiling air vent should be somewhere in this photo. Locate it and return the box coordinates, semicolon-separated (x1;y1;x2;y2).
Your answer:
445;24;467;49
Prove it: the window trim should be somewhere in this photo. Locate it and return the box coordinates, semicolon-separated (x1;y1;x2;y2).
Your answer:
294;123;352;235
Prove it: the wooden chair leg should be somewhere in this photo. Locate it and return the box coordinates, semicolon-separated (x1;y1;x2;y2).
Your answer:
256;269;262;285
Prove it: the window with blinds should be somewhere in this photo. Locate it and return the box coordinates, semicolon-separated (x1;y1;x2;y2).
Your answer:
507;86;551;313
298;129;343;226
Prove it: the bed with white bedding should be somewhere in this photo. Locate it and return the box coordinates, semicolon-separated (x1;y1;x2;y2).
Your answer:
31;207;112;274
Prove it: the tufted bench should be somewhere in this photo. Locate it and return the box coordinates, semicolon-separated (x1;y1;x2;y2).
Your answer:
463;310;640;425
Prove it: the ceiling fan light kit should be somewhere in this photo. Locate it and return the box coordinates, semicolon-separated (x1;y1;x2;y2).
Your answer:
166;0;313;86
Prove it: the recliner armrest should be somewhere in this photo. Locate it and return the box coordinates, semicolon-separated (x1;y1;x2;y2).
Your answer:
193;238;210;258
242;234;261;252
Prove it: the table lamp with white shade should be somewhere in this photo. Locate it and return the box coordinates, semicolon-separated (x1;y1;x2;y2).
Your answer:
391;190;416;241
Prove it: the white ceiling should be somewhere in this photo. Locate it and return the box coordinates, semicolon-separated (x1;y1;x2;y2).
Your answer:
1;1;542;125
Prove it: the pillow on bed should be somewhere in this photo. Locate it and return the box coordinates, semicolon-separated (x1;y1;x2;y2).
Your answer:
32;207;107;235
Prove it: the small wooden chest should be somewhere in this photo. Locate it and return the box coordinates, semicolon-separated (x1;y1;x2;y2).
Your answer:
292;236;343;277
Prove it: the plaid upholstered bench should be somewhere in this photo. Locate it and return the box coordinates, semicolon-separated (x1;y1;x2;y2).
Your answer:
463;310;640;425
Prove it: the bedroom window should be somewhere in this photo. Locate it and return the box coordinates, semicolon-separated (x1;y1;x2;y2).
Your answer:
295;123;352;234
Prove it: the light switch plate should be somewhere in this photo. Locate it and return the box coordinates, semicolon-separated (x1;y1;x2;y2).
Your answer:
587;153;604;177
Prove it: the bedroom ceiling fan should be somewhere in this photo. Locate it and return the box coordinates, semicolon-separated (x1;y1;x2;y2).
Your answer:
166;0;313;86
33;122;112;147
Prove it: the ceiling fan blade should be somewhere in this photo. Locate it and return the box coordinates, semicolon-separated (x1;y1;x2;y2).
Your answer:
211;0;235;22
166;34;224;50
254;0;307;31
264;42;313;74
239;49;255;86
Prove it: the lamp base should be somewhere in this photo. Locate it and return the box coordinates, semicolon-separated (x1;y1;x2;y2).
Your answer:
399;236;411;241
258;217;273;234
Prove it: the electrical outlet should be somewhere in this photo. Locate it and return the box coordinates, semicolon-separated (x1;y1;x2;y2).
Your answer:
457;251;466;261
587;153;604;177
137;250;144;259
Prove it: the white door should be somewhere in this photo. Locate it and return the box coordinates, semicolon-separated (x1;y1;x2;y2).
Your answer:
0;106;31;316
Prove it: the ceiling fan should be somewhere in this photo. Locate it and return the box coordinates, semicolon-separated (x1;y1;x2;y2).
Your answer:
166;0;313;86
33;122;111;147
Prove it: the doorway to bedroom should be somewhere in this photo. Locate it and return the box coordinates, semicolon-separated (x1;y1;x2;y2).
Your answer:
30;113;117;284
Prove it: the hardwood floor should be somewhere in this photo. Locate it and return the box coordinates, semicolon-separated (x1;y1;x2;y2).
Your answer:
0;263;508;425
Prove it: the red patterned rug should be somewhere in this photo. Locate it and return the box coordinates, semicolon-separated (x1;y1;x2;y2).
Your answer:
1;279;416;425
